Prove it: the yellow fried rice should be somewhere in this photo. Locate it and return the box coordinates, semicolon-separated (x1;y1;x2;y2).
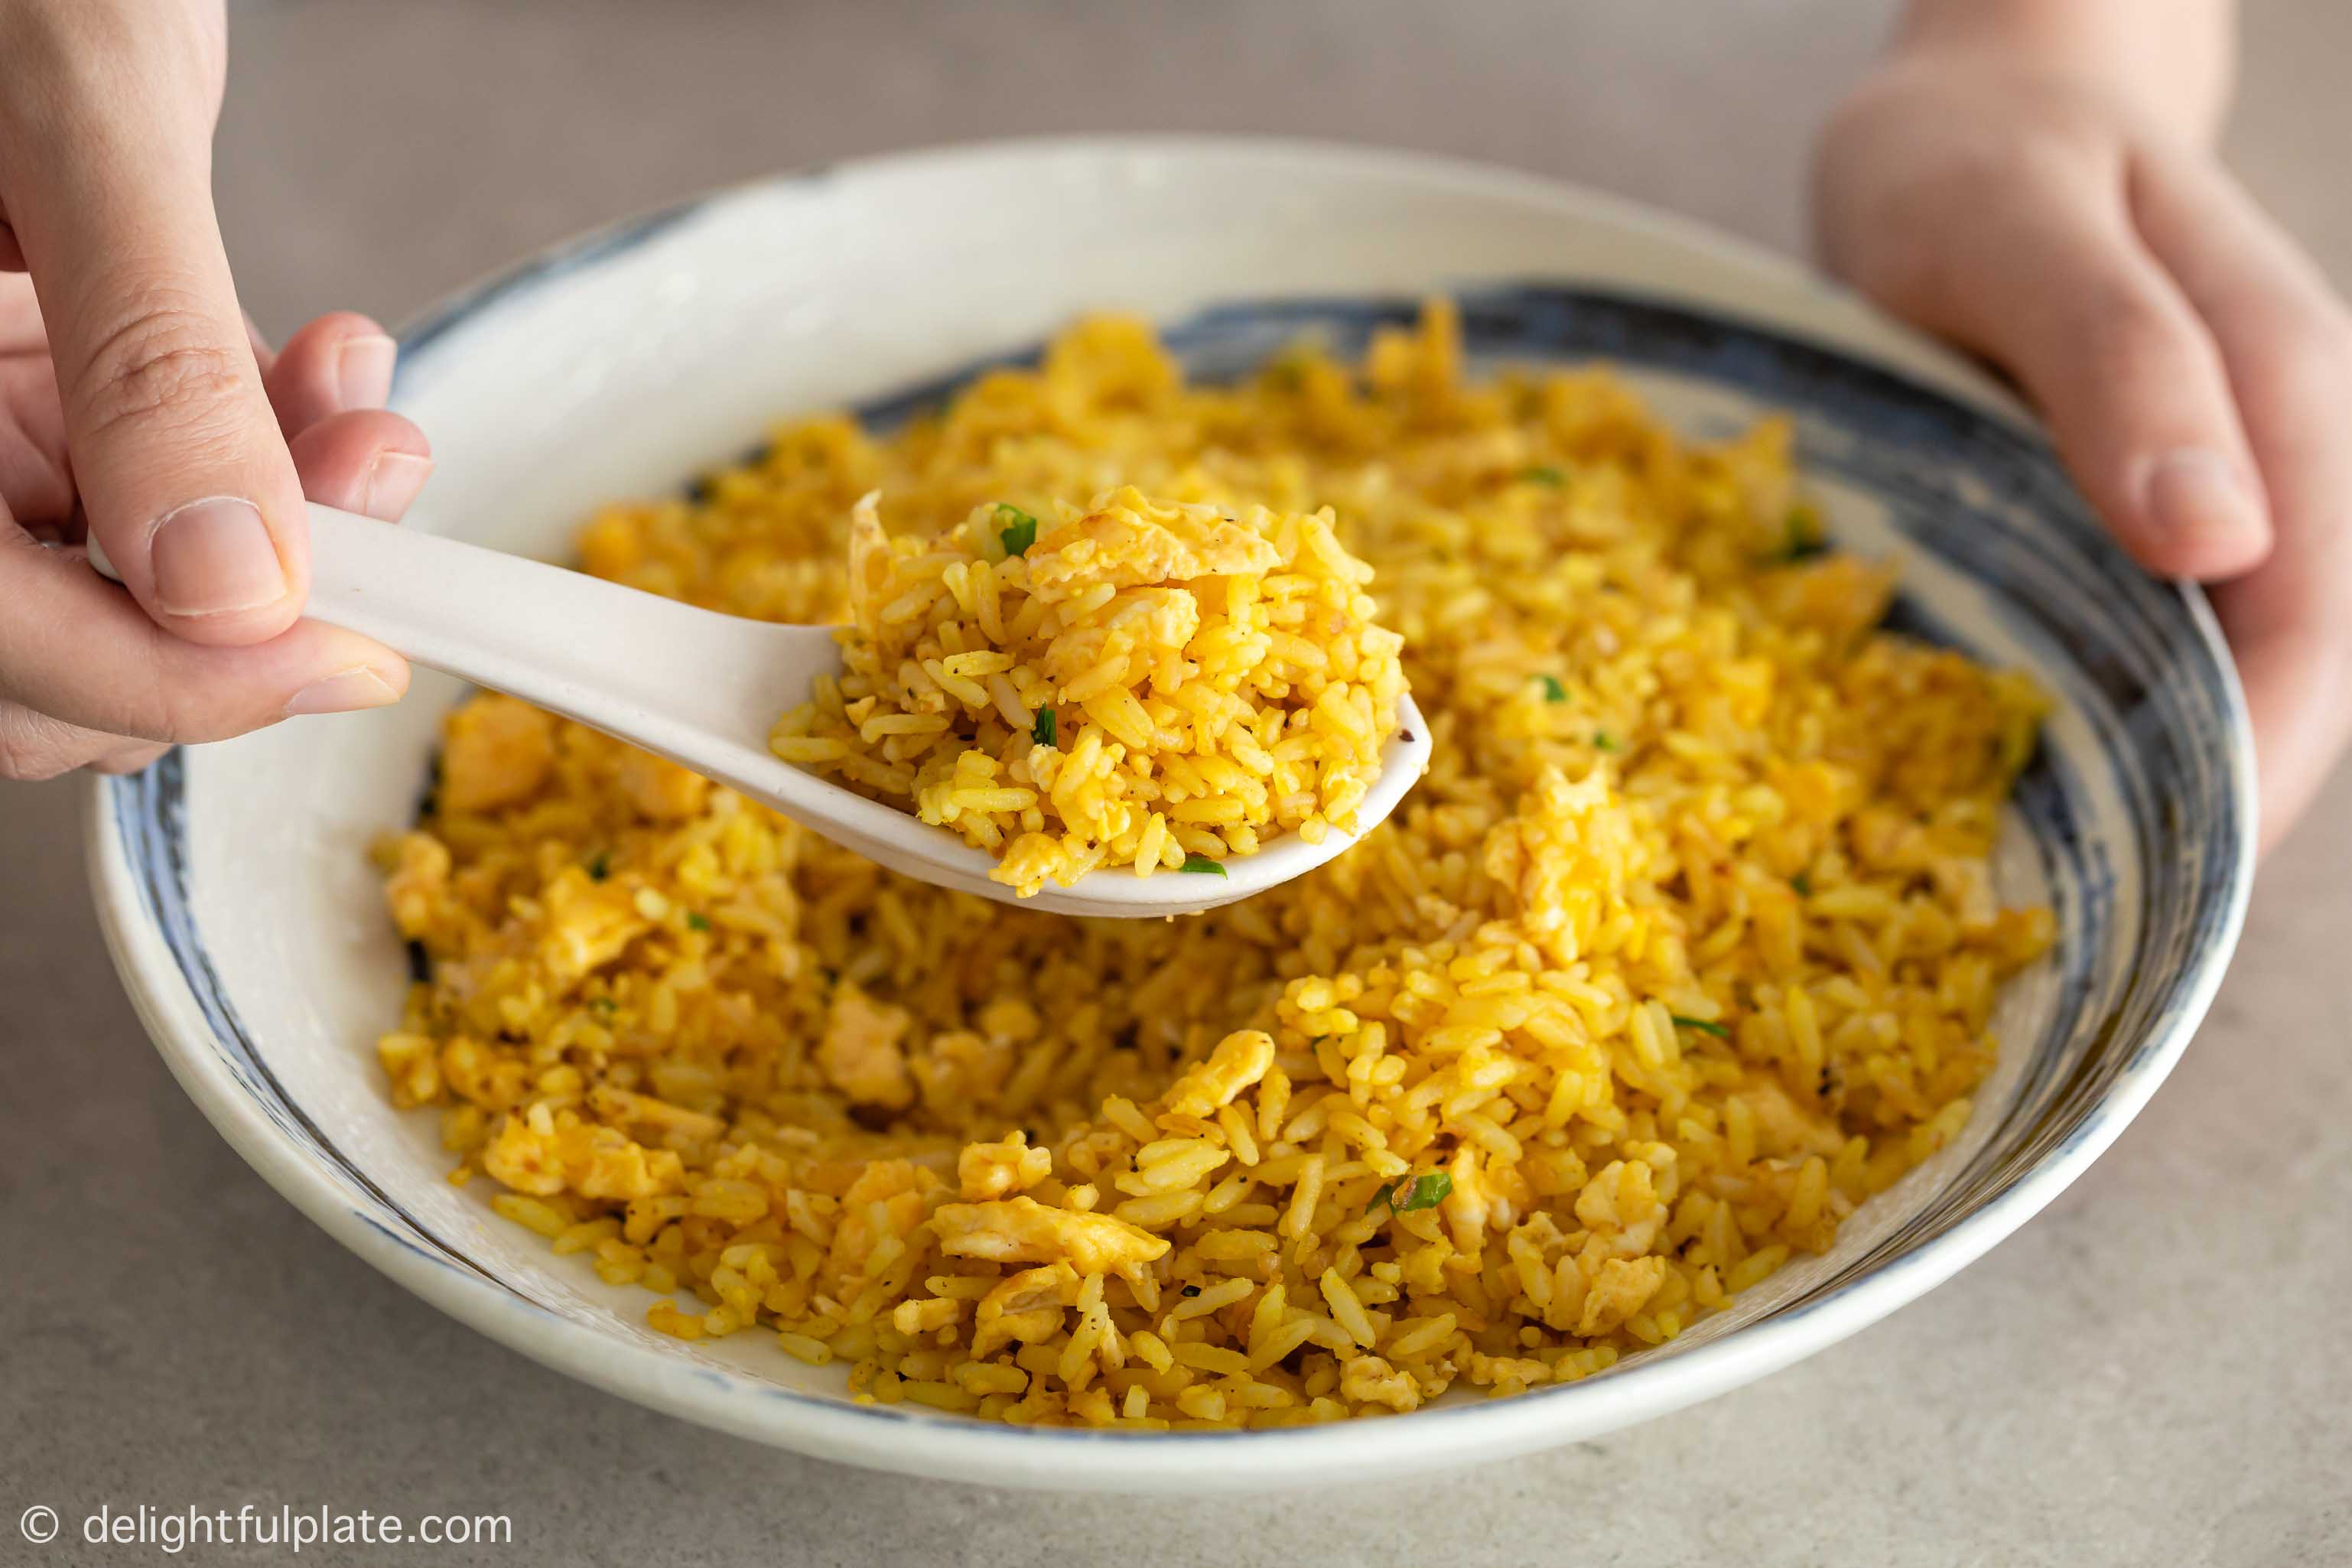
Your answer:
767;484;1407;895
372;304;2052;1429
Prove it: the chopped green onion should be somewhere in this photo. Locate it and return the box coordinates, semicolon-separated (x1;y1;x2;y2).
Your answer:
1371;1171;1453;1215
590;997;617;1016
996;503;1039;558
1033;708;1057;748
1521;465;1566;487
1771;504;1828;563
586;852;610;882
685;912;711;932
1593;730;1618;752
1180;854;1226;877
1791;873;1812;896
1670;1013;1730;1038
1537;674;1567;704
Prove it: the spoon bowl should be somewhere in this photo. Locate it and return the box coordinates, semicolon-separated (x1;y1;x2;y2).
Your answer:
99;503;1430;917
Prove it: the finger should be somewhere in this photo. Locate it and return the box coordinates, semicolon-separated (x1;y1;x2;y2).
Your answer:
288;409;433;519
0;269;47;353
2134;148;2352;851
265;311;399;435
0;693;168;782
0;289;317;535
1869;144;2272;581
0;274;76;526
0;11;309;647
87;738;171;776
246;311;277;379
0;693;169;780
0;356;74;529
0;700;122;782
2215;597;2352;856
0;525;405;743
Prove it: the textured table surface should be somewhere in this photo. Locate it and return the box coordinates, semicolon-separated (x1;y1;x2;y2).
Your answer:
5;3;2348;1563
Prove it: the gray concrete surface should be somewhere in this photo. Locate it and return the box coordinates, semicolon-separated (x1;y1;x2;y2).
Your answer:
5;2;2349;1563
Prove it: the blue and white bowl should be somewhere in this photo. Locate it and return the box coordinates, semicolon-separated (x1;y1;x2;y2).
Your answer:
86;139;2254;1492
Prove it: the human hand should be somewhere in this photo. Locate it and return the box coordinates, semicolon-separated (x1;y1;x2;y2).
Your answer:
0;0;425;779
1815;50;2352;854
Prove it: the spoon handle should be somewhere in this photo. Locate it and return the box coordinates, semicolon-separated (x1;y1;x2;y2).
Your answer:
93;502;834;743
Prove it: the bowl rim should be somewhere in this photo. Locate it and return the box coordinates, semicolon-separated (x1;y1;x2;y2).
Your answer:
85;132;2259;1492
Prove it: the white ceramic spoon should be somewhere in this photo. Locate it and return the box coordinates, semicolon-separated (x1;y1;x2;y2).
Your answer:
93;503;1431;918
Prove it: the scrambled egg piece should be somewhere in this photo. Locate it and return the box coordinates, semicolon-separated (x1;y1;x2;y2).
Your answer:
818;986;916;1111
1163;1030;1277;1119
542;880;651;985
841;493;892;623
1742;1078;1850;1163
907;1030;1015;1111
1023;490;1283;597
1575;1255;1667;1338
1573;1158;1668;1260
481;1110;685;1202
969;1263;1084;1357
930;1196;1169;1276
1038;585;1202;691
1339;1355;1420;1412
379;832;450;939
958;1131;1054;1201
438;695;555;814
823;1160;938;1294
376;1031;440;1108
615;748;708;820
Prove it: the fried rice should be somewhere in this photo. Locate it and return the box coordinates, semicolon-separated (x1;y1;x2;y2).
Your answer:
372;303;2052;1428
767;484;1407;896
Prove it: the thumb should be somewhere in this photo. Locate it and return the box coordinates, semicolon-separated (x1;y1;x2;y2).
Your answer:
4;35;307;646
1889;164;2271;584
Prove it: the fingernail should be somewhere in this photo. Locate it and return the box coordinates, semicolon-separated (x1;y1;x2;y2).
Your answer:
149;497;288;616
2142;448;2264;548
285;665;402;717
337;333;398;408
361;450;434;518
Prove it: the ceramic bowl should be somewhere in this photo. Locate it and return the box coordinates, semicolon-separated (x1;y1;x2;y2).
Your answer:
86;138;2254;1492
